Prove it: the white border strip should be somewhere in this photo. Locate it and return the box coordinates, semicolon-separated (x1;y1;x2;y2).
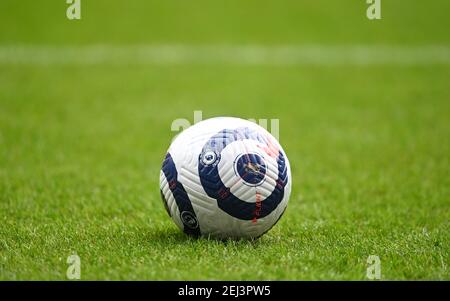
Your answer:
1;45;449;65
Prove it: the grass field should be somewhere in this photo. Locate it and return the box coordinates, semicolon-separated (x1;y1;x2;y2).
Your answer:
0;1;449;280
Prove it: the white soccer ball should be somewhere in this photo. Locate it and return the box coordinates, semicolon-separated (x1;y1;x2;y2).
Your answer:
159;117;292;239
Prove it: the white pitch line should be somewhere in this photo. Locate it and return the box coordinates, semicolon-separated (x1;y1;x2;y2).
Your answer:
0;45;449;65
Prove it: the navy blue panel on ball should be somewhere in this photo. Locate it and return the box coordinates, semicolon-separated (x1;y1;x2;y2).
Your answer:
161;153;200;236
235;153;267;185
198;127;288;221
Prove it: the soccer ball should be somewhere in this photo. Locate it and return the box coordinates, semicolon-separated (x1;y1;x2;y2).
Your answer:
159;117;292;239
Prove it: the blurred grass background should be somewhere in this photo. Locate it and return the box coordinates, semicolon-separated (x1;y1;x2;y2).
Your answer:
0;0;449;279
0;0;449;45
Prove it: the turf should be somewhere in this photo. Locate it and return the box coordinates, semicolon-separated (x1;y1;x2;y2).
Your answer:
0;1;449;280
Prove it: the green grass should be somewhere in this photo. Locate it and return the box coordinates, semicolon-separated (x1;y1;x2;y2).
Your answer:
0;1;449;280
